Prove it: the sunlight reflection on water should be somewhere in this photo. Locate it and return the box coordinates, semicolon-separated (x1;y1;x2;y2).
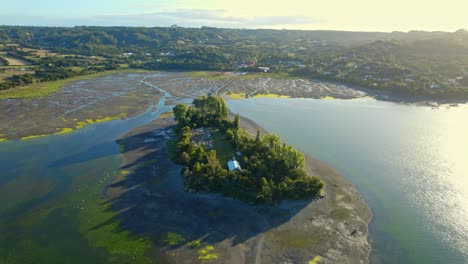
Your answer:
227;98;468;263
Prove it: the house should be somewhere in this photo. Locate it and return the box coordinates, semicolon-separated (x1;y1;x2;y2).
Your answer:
258;67;270;72
227;158;242;171
429;83;440;89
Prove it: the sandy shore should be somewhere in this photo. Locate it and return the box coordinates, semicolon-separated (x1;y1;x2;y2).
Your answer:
106;112;371;264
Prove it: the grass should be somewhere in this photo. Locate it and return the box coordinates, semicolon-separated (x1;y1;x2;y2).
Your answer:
252;93;290;99
0;68;151;99
211;130;235;166
321;96;335;100
156;232;186;246
188;71;231;80
20;113;127;141
225;92;247;100
159;111;174;119
309;256;322;264
75;113;126;130
240;72;295;80
187;240;202;249
197;245;218;261
21;134;49;140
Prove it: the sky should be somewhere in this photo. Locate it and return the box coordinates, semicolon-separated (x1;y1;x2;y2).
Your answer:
1;0;467;32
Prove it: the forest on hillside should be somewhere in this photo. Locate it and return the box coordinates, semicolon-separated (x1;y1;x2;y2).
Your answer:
1;26;467;99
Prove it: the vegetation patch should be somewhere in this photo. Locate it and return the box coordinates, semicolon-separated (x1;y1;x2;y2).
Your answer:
197;245;218;261
156;232;186;246
53;127;74;135
240;72;294;80
330;208;350;221
309;256;322;264
75;113;126;130
252;93;290;99
21;134;49;140
225;92;247;100
71;169;153;263
268;230;320;249
188;71;231;80
159;111;174;119
187;240;202;249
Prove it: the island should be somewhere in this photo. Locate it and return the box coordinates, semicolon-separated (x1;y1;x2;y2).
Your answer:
105;95;371;263
172;95;324;203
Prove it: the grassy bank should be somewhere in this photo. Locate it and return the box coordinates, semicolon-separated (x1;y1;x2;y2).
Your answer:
188;71;233;80
240;72;295;80
20;113;127;141
225;92;290;100
0;69;152;99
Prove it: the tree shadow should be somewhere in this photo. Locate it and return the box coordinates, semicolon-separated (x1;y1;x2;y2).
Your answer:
90;123;312;256
48;142;119;168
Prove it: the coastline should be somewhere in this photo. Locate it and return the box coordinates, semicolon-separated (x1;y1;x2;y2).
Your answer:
107;112;372;263
238;114;372;262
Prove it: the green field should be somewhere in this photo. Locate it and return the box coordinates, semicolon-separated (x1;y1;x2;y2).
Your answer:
211;129;235;166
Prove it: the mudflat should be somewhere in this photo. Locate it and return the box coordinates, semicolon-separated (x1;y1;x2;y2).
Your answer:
0;71;368;141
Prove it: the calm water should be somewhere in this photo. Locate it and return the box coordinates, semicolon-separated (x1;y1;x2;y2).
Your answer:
227;98;468;264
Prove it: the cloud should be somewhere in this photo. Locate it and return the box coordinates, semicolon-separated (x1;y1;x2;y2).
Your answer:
250;16;320;26
0;9;321;29
93;9;321;28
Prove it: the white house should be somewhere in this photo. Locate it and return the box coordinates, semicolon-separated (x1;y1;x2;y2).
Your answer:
227;158;241;171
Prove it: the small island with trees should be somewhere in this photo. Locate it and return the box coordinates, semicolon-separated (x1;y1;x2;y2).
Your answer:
172;95;324;203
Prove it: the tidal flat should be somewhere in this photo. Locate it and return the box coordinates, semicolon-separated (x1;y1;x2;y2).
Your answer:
0;71;368;141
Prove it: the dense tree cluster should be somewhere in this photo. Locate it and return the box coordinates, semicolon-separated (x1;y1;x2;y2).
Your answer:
0;73;34;90
173;96;324;203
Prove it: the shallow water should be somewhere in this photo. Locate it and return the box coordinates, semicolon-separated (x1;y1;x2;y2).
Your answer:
0;74;173;263
227;98;468;264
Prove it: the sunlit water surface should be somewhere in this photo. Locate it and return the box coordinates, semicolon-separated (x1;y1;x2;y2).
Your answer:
227;98;468;264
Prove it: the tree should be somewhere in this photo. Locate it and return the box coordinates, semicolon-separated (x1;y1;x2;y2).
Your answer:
234;113;240;129
173;104;189;122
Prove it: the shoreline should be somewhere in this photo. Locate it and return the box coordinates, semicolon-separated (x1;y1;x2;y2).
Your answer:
237;114;372;262
107;112;372;263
